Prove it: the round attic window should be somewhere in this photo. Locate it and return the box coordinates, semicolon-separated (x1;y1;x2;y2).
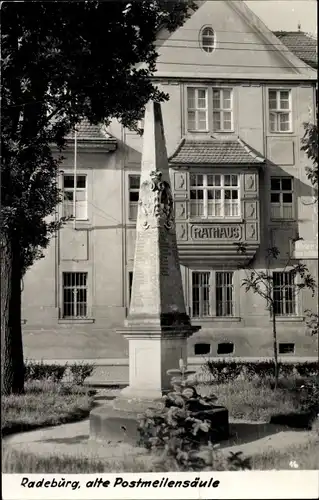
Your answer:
200;26;216;53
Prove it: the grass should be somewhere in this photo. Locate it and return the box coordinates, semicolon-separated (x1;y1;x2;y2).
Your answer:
2;376;318;473
198;377;307;422
251;436;319;470
2;379;95;436
3;434;319;472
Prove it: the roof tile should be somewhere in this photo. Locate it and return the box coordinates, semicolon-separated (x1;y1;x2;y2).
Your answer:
66;119;114;141
273;31;317;68
169;138;265;165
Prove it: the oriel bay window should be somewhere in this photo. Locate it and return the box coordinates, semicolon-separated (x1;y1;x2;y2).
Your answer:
191;271;234;317
190;173;240;218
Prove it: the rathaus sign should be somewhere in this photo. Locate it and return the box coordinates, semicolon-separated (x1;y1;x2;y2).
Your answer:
191;225;242;240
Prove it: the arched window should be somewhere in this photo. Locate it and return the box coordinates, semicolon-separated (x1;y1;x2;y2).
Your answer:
200;26;215;53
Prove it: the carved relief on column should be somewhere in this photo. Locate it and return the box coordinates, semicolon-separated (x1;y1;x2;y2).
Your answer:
138;170;174;230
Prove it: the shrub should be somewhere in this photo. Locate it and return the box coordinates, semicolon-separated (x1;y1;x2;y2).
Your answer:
204;360;318;384
24;361;95;386
69;363;94;386
299;377;319;415
24;361;67;383
138;360;250;471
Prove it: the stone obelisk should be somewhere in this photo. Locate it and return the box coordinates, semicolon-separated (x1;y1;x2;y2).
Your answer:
116;100;200;404
90;101;200;441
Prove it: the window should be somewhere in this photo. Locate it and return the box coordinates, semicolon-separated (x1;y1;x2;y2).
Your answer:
187;87;233;132
217;342;234;355
270;177;293;219
187;88;208;131
216;272;234;316
191;271;234;318
62;272;88;318
279;343;295;354
63;174;87;220
273;271;296;316
190;174;240;219
194;343;211;355
212;89;233;131
192;272;210;317
269;89;292;132
200;27;215;53
128;175;140;220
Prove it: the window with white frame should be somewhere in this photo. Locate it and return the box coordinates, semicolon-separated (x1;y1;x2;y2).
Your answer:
187;87;233;132
268;89;292;132
270;177;293;219
128;175;140;220
63;174;87;220
273;271;296;316
191;271;234;318
200;27;216;53
187;88;208;131
212;89;233;131
62;272;88;318
190;173;240;218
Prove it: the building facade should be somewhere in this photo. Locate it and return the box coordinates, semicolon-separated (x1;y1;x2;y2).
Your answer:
21;0;318;365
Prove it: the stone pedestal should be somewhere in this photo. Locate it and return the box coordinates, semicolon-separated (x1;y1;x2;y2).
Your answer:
90;327;198;443
118;329;190;400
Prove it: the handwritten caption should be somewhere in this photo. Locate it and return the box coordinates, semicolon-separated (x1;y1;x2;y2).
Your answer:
21;476;220;491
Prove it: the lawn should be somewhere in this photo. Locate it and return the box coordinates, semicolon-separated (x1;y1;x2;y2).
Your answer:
198;377;308;422
251;436;319;470
2;380;95;436
3;433;319;472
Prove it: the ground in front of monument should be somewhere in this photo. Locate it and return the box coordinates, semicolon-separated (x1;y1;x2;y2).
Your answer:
2;369;319;473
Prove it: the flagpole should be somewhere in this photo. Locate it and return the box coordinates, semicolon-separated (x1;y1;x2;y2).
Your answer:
73;128;77;230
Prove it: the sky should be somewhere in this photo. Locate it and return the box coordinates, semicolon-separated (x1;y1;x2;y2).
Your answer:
244;0;318;35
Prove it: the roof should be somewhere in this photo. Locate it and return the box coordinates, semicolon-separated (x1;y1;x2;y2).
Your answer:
65;119;117;150
169;137;265;166
273;31;318;69
66;119;115;141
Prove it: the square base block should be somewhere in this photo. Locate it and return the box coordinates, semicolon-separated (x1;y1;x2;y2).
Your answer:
124;334;188;398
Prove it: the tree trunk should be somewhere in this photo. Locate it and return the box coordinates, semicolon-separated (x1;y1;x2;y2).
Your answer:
272;308;279;390
1;235;24;395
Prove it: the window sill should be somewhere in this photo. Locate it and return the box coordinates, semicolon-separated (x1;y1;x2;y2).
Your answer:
186;130;235;135
192;317;241;323
268;131;294;135
64;220;92;230
270;316;304;322
58;318;95;324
